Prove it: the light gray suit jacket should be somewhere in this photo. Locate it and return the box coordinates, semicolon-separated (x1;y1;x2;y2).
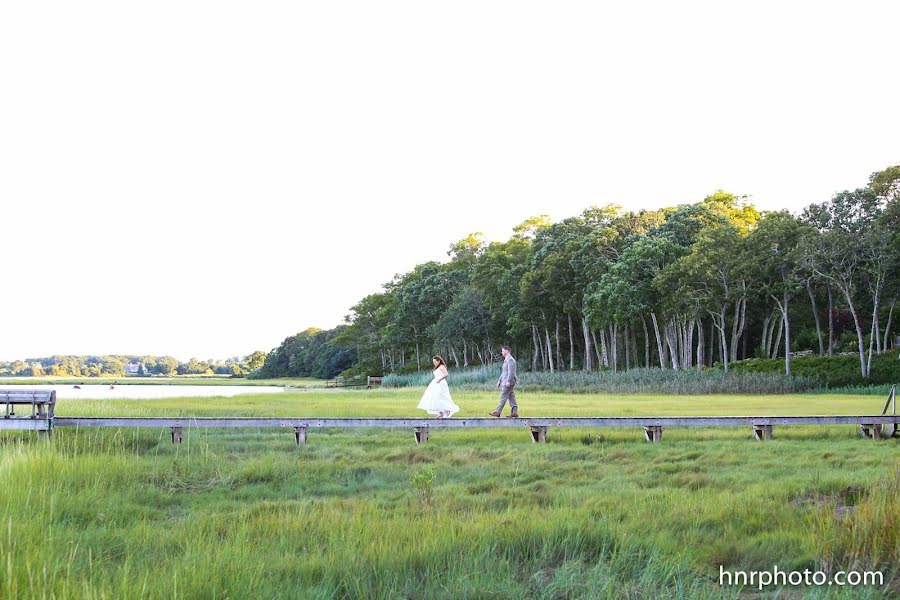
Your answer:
497;355;518;388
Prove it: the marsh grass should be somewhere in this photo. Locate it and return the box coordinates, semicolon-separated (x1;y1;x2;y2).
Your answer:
0;390;897;598
382;366;818;394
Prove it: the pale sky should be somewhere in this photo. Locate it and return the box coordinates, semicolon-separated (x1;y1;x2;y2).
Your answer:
1;1;898;362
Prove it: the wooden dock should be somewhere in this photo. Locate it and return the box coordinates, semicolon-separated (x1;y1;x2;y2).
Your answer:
46;414;900;444
4;386;897;445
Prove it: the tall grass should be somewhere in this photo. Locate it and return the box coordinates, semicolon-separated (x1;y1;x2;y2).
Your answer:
816;460;900;572
383;366;818;394
0;392;896;598
809;384;895;397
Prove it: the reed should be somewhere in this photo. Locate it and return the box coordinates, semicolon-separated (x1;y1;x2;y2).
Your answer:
383;366;818;394
0;391;896;598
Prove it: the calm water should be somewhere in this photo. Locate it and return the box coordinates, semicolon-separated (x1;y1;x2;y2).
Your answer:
0;384;286;400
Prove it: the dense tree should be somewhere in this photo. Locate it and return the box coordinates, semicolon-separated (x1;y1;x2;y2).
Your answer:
745;211;809;375
317;167;899;380
14;169;896;384
255;327;356;379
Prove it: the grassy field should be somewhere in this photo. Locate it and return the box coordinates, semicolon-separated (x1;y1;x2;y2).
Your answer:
0;376;325;387
1;389;897;599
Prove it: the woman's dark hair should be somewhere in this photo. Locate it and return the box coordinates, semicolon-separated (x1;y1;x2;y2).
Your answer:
432;355;446;368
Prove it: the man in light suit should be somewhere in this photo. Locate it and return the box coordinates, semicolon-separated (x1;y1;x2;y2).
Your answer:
489;345;519;418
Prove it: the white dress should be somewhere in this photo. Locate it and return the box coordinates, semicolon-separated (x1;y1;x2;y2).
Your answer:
417;368;460;417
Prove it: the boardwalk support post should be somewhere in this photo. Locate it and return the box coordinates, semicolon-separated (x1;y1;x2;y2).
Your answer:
643;425;663;442
37;400;51;441
414;426;429;444
170;426;183;444
859;423;882;439
530;426;547;443
753;425;773;441
293;426;307;445
878;384;897;438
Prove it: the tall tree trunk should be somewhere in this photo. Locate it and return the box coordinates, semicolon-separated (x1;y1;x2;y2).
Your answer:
837;285;868;379
568;313;575;370
875;314;881;355
532;324;541;371
580;315;592;371
545;326;555;373
883;298;896;352
593;329;606;368
709;308;729;372
866;311;877;377
685;319;695;370
783;292;791;376
624;323;630;371
555;319;563;370
650;312;666;369
827;284;834;356
631;324;640;370
771;317;783;359
696;319;704;373
463;340;469;367
719;309;729;373
537;326;547;370
866;276;884;373
807;281;825;356
730;299;741;363
764;315;774;358
665;320;680;370
760;315;770;358
872;275;884;357
609;324;618;373
772;292;791;376
641;315;650;368
415;336;421;372
726;296;746;363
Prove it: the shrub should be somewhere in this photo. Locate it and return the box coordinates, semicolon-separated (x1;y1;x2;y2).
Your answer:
410;466;435;504
730;349;900;388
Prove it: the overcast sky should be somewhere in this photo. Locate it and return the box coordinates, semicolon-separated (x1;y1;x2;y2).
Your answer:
1;1;898;362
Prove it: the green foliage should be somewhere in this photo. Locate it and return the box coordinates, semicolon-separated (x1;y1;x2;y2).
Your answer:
255;327;356;379
409;466;435;504
730;350;900;387
0;354;264;378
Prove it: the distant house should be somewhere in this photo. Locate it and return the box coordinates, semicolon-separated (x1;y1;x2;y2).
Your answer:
124;363;145;376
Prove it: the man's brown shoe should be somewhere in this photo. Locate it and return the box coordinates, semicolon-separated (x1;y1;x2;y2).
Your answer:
488;411;502;417
509;412;519;418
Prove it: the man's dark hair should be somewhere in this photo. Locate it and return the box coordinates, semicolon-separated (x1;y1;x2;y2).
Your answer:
501;345;511;353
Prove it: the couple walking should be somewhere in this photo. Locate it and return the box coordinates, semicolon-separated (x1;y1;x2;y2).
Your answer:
416;345;519;418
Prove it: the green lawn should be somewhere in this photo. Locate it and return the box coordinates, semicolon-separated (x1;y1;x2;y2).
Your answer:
1;390;897;599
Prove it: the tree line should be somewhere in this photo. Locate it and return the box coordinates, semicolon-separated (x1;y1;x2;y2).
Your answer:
251;327;356;380
293;165;897;382
0;352;268;378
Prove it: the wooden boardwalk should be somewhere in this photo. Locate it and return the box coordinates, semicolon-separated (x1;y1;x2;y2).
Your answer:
3;386;897;444
49;414;900;444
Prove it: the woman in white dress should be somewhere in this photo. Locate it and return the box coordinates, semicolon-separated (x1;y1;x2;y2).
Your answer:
417;356;460;418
